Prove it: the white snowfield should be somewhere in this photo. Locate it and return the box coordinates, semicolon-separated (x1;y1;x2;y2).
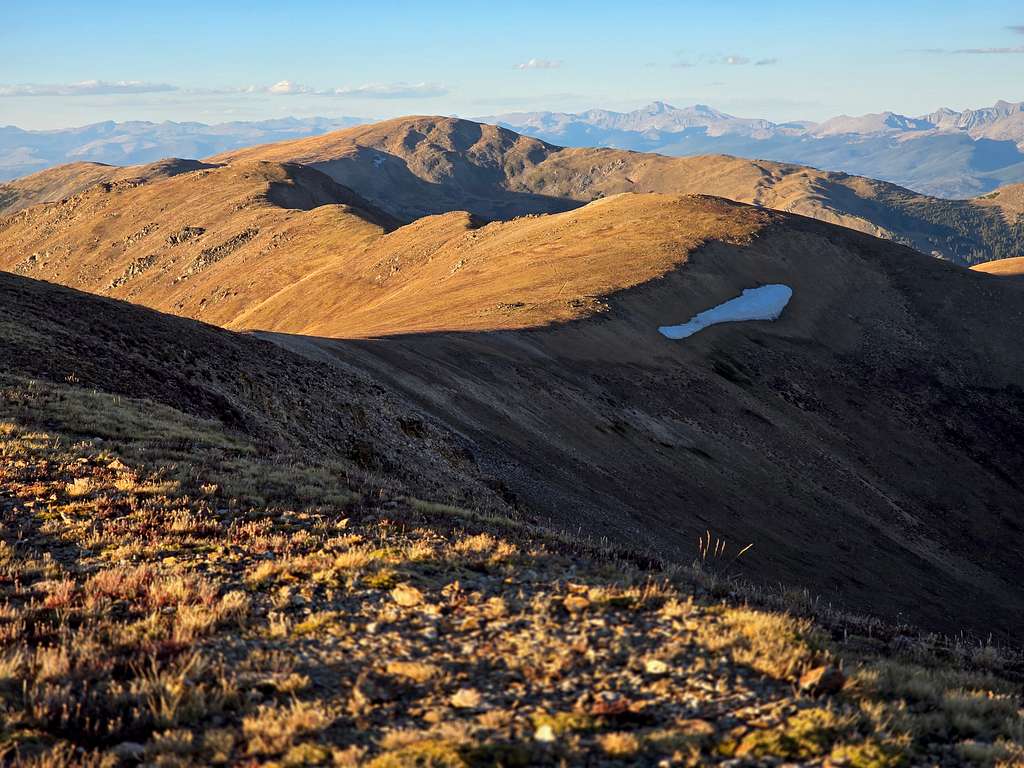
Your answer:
658;284;793;340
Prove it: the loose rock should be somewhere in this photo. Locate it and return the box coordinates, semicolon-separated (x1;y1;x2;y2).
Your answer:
799;665;846;696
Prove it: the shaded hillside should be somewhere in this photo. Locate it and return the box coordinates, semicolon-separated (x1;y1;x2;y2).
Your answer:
210;116;1024;265
5;352;1023;767
0;270;500;510
2;244;1022;767
254;202;1024;639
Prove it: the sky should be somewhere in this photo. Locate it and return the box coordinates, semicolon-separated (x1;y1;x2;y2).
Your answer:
1;0;1023;129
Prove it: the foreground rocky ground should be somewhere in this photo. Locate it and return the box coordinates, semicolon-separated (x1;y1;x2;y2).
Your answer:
1;375;1022;767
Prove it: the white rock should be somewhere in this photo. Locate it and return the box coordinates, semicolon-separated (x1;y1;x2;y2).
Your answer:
534;724;557;742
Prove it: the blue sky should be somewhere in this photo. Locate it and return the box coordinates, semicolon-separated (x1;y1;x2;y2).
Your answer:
2;0;1022;129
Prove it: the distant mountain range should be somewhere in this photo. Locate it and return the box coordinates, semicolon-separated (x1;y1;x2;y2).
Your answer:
3;100;1024;198
4;116;1023;268
482;100;1024;198
0;116;366;181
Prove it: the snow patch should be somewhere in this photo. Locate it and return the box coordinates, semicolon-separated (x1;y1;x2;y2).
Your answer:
659;284;793;339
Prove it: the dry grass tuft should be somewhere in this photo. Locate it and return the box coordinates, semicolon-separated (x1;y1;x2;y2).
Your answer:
0;377;1020;766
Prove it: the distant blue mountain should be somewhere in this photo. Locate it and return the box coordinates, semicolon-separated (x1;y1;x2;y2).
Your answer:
480;101;1024;198
5;101;1024;198
0;116;369;181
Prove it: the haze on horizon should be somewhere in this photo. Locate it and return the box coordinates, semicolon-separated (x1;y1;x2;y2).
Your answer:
2;0;1023;130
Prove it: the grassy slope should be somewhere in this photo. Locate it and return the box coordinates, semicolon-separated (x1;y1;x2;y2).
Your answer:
0;160;216;216
0;175;768;337
0;161;401;331
5;187;1024;641
2;374;1023;766
0;270;508;519
210;116;1024;266
0;252;1021;767
972;256;1024;276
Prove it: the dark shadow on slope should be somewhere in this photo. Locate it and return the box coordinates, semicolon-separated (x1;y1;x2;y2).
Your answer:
310;146;584;221
0;481;90;580
4;206;1024;640
256;219;1024;641
0;271;510;517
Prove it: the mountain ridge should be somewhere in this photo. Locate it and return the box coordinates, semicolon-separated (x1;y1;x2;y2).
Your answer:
4;116;1023;270
0;115;368;181
2;133;1024;637
483;99;1024;197
484;99;1024;146
203;115;1024;266
5;100;1024;197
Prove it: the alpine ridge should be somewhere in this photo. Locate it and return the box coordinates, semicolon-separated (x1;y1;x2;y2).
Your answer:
2;128;1023;637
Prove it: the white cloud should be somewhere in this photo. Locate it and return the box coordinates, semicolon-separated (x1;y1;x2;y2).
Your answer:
266;80;314;95
229;81;448;98
515;58;562;70
0;80;178;97
0;78;449;101
921;45;1024;54
322;82;448;98
658;52;775;68
953;46;1024;54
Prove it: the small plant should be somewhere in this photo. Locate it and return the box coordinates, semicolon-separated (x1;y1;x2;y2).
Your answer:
0;376;1020;767
696;529;753;577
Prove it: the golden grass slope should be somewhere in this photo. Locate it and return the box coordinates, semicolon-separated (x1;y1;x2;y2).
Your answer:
0;158;214;215
230;194;768;337
1;356;1022;766
5;115;1022;269
0;160;399;329
0;158;769;337
209;115;1024;265
971;256;1024;275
